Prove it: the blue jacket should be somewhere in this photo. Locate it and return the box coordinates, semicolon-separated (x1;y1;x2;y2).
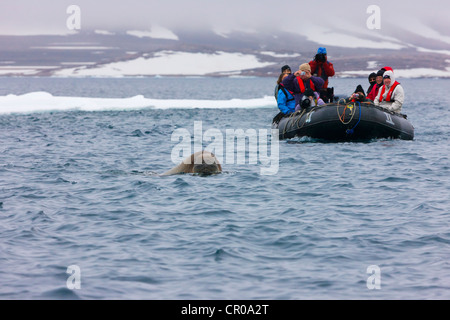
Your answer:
277;86;296;114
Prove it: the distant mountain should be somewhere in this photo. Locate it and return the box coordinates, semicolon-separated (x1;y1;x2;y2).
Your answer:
0;26;449;78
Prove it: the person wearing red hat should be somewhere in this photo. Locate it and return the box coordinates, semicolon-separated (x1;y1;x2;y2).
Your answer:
374;70;404;113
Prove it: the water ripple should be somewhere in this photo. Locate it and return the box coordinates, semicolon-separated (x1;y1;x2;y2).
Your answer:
1;77;449;299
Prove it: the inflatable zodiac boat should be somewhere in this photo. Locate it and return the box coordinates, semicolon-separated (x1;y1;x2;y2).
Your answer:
272;102;414;141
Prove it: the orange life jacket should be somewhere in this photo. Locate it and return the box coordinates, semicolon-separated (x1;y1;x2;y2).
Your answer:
296;77;316;94
379;81;400;102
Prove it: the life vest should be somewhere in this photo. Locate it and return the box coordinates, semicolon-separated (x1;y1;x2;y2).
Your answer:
279;83;295;102
296;77;316;94
379;81;400;102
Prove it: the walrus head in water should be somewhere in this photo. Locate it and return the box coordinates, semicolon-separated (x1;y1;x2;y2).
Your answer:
161;151;222;176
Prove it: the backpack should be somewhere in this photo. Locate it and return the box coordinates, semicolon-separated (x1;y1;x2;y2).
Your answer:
276;84;295;102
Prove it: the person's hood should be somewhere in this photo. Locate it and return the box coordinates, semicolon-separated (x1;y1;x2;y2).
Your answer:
368;72;377;82
383;70;396;87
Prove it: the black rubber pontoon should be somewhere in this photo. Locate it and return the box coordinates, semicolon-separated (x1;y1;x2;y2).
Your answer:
272;102;414;141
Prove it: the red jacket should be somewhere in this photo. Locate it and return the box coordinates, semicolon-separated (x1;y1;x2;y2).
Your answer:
367;83;382;101
309;60;335;88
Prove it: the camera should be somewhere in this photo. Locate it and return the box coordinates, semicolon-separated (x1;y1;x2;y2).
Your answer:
301;96;312;109
315;53;326;62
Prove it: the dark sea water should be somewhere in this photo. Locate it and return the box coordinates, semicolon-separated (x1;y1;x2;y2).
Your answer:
0;77;449;300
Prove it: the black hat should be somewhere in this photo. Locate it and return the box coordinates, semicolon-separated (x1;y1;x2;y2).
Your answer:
368;72;377;81
377;69;385;77
281;65;291;73
354;84;365;93
383;74;391;79
354;85;365;96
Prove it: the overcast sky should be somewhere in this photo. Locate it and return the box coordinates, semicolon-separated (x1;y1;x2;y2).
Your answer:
0;0;449;37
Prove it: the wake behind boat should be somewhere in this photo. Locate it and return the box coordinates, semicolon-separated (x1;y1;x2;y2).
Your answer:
272;101;414;141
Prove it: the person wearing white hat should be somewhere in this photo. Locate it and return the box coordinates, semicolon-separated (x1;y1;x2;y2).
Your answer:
374;70;404;113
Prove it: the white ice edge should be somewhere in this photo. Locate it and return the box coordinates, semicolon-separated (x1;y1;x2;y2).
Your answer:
0;92;277;114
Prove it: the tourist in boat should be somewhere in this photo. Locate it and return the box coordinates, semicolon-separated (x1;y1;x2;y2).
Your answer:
308;47;335;89
281;65;292;74
367;72;377;95
344;85;372;103
274;65;292;102
295;88;325;111
274;73;286;102
309;47;335;103
277;73;296;114
282;63;324;107
374;70;404;113
367;69;384;101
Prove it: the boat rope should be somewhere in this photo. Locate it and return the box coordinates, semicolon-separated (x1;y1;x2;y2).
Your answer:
281;108;307;136
337;102;356;125
337;98;347;105
339;104;349;123
294;109;307;129
283;111;299;136
346;101;362;135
